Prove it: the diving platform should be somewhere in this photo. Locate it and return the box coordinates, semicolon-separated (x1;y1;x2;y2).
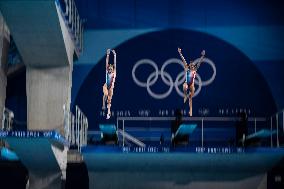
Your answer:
0;130;69;189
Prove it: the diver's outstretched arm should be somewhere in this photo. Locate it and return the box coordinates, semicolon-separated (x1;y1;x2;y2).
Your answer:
106;49;111;70
112;49;116;72
178;47;188;68
195;50;205;70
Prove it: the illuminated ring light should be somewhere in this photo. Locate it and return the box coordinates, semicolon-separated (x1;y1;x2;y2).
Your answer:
160;58;184;86
132;59;158;87
146;71;174;99
132;57;216;99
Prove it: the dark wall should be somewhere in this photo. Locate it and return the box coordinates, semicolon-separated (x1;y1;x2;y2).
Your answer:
75;0;284;29
6;68;27;130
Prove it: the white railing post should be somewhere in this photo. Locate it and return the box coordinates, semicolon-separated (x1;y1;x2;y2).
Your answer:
84;119;86;145
66;111;69;142
83;119;85;147
72;0;76;32
63;0;68;16
7;112;10;130
68;0;72;25
83;118;85;146
76;15;80;43
8;109;13;130
77;108;80;151
77;111;79;152
85;118;87;145
1;108;5;130
81;118;84;147
73;6;77;36
78;109;80;151
77;110;79;151
70;113;72;144
85;118;88;145
72;114;75;144
1;108;14;131
69;112;72;143
86;120;88;145
79;120;82;152
74;12;77;40
67;111;70;141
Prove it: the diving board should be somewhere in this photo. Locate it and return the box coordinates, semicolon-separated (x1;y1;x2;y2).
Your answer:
0;130;69;189
99;124;117;135
99;124;118;145
175;124;197;137
172;124;197;146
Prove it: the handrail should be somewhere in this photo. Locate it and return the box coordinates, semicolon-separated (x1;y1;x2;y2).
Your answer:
55;0;84;55
63;105;88;152
117;116;268;148
117;116;266;122
118;129;146;148
270;110;284;147
1;107;14;131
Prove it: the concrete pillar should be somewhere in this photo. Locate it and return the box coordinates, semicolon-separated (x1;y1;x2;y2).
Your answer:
26;64;73;132
0;11;9;126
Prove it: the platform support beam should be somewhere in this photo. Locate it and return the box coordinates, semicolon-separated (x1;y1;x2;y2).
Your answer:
26;65;73;132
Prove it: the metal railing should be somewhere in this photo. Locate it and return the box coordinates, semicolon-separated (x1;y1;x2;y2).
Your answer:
270;110;284;147
63;105;88;152
55;0;84;54
117;116;268;148
117;128;146;148
1;107;14;131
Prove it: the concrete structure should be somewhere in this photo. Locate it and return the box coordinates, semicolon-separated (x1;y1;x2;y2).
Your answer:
0;1;84;188
0;0;77;131
0;11;9;127
26;66;72;132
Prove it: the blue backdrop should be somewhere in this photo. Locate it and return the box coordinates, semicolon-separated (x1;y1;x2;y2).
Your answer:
74;29;276;129
70;0;284;130
4;0;284;132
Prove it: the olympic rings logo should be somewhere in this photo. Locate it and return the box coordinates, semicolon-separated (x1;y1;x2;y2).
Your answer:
132;57;216;99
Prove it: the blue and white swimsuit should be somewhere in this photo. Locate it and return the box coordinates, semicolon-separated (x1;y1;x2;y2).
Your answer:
185;69;196;85
106;72;115;89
